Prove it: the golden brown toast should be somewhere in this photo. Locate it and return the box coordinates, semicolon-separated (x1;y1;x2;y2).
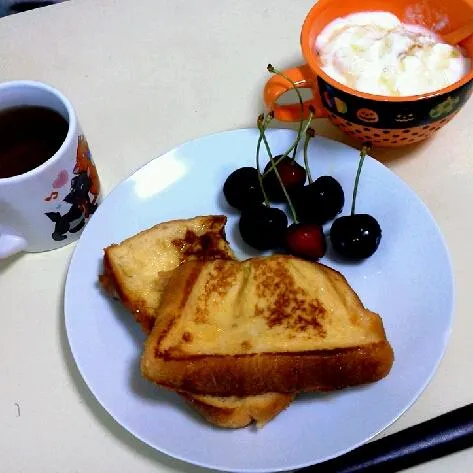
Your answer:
182;392;295;428
100;215;236;332
99;215;293;427
141;255;394;396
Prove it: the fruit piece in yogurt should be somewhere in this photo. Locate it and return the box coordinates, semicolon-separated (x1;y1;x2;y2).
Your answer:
315;12;471;96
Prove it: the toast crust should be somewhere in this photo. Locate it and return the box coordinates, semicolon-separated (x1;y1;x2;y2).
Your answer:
143;341;394;396
182;392;295;428
100;250;156;332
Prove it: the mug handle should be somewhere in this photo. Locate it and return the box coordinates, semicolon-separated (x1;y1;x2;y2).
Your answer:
0;232;27;259
263;64;328;121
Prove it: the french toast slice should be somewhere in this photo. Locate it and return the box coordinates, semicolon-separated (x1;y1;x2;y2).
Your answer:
182;392;295;428
99;215;236;332
99;215;293;427
141;255;394;396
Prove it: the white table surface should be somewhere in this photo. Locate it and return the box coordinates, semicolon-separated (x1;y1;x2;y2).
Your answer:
1;1;472;472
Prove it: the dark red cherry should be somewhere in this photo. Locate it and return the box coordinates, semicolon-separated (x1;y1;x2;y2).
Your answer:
292;176;344;225
239;205;288;250
330;214;381;260
263;156;306;202
286;223;326;261
223;167;264;210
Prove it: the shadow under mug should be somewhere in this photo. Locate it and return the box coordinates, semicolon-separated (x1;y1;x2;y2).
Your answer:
0;81;101;258
264;0;473;148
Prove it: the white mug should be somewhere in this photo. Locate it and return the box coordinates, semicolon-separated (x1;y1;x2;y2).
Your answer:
0;80;101;258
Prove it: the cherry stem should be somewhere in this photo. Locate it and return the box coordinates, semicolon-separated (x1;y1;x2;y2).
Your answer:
261;109;314;177
267;64;304;160
256;113;273;206
303;127;315;184
258;120;299;224
351;143;371;216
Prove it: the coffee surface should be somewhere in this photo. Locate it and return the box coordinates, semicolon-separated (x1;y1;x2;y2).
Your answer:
0;106;68;179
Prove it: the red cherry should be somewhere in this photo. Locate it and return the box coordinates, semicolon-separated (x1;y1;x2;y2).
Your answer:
286;223;326;261
263;156;306;202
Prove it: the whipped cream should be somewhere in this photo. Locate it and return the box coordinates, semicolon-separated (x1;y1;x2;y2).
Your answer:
315;12;471;96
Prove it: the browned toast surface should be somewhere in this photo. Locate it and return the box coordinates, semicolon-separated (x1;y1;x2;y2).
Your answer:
99;215;235;332
141;256;394;396
98;216;293;427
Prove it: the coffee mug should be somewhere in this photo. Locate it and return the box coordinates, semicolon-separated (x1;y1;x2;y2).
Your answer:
264;0;473;147
0;80;101;258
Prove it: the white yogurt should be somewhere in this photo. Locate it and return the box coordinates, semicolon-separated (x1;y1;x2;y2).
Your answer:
315;12;471;96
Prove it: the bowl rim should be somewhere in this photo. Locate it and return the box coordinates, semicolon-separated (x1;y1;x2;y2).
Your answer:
300;2;473;103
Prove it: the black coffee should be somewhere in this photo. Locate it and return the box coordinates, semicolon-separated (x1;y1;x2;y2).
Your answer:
0;106;69;179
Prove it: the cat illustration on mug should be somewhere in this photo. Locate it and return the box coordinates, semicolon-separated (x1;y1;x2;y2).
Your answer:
45;136;100;241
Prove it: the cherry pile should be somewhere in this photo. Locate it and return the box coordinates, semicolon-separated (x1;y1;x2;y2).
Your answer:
223;64;382;262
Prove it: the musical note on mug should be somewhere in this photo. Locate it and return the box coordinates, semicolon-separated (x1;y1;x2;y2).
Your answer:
44;191;59;202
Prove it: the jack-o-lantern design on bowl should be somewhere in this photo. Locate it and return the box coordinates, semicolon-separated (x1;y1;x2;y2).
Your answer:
356;108;379;123
395;113;415;123
314;74;472;146
328;111;460;148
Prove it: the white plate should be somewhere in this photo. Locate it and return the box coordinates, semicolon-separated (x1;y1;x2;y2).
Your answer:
65;129;453;473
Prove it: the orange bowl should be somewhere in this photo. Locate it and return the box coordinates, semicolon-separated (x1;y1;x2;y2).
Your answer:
264;0;473;147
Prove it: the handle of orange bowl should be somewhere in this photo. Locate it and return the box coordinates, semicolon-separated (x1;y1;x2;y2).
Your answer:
263;64;328;121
